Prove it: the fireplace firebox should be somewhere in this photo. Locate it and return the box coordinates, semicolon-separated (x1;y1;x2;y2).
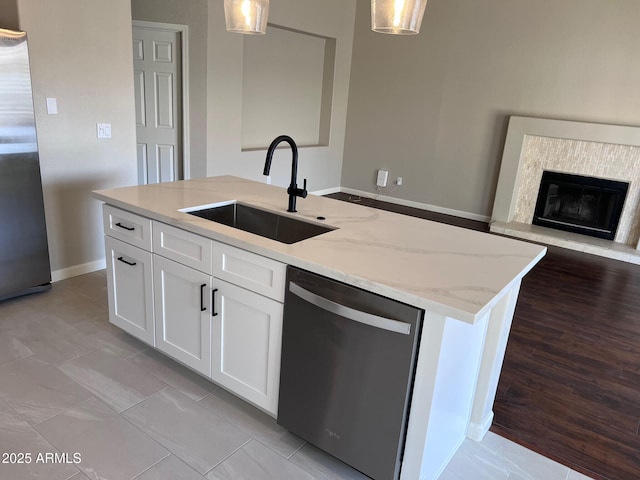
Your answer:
532;171;629;240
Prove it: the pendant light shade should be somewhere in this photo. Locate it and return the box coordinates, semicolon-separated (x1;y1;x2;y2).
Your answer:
224;0;270;35
371;0;428;35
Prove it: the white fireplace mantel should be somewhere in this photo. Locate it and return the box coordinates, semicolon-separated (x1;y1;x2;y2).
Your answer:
491;116;640;259
493;116;640;224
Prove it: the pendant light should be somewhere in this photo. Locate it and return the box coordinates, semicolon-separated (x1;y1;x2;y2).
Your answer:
371;0;428;35
224;0;270;35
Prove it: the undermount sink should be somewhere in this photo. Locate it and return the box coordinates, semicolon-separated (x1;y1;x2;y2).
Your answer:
182;202;336;244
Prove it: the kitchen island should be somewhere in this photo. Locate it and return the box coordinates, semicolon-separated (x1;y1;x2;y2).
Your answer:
93;175;546;480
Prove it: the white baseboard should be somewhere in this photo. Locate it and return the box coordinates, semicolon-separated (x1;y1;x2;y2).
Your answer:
466;411;494;441
339;187;491;223
51;258;106;283
310;186;341;196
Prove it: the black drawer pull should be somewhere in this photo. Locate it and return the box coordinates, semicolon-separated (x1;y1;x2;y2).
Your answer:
117;256;137;267
200;284;207;312
211;288;219;317
115;222;135;231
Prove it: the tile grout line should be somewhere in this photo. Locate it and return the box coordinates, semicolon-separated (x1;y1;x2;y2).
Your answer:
202;437;254;476
14;402;90;479
285;439;307;460
0;350;35;370
117;386;259;477
100;393;184;473
129;451;172;480
30;396;98;429
194;389;307;463
56;348;173;414
119;385;173;415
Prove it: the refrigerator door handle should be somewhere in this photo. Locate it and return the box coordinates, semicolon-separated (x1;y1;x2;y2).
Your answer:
288;282;411;335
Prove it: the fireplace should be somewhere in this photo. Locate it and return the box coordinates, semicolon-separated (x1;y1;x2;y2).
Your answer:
532;171;629;240
491;116;640;262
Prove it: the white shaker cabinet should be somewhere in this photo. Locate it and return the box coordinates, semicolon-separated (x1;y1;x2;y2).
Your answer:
104;235;155;345
102;205;286;415
211;279;283;414
153;254;212;377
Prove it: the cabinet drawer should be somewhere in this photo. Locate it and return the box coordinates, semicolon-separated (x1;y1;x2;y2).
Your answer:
213;243;285;302
103;205;152;251
153;221;212;274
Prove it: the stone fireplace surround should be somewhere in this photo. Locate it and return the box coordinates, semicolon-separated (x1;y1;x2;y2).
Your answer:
491;116;640;265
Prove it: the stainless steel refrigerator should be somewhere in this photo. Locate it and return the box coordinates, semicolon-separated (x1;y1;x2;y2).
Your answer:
0;28;51;301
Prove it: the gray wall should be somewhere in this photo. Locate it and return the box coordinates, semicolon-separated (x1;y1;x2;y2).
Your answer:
342;0;640;218
131;0;208;179
207;0;357;193
2;0;355;280
241;25;330;149
15;0;138;278
0;1;19;29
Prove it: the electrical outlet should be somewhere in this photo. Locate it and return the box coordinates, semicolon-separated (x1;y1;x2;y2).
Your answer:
96;123;112;139
376;169;389;187
396;176;403;186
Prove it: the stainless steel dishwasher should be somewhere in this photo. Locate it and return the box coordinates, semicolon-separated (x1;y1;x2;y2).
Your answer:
278;266;424;480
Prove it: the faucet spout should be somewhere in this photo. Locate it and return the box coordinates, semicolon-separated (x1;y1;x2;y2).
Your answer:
263;135;307;212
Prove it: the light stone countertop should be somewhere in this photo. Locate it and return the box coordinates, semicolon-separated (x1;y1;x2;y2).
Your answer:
93;175;546;324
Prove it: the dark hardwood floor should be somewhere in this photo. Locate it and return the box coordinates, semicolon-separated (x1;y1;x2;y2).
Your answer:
325;193;490;232
492;246;640;480
329;192;640;480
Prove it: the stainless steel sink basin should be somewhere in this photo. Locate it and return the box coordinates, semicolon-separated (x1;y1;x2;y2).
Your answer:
182;202;335;244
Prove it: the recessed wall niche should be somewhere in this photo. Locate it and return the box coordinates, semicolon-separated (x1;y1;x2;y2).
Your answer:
241;25;336;150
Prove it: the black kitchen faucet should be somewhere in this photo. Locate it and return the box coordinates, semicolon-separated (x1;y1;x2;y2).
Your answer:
263;135;307;213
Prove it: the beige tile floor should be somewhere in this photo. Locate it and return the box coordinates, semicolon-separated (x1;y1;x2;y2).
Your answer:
0;271;593;480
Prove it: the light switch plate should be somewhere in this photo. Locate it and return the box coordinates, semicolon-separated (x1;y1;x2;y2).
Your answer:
46;98;57;115
376;169;389;187
96;123;112;139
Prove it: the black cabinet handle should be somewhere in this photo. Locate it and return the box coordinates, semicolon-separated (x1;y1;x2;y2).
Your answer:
117;256;137;267
211;288;219;317
200;284;207;312
115;222;135;231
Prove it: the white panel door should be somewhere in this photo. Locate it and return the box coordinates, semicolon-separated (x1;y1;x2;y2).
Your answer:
211;279;284;415
154;255;211;376
133;27;182;184
105;236;155;345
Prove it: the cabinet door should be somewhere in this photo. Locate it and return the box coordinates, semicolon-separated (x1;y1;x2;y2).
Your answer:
105;236;154;345
211;280;283;415
154;255;212;376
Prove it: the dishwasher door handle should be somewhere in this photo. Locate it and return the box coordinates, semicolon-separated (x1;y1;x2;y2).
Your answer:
289;282;411;335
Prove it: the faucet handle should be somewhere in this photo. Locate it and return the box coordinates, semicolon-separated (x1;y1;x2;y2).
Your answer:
301;178;308;198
